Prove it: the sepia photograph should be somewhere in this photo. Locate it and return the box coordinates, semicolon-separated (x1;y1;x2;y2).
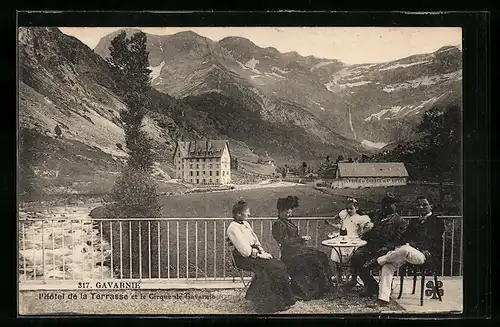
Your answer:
18;24;463;315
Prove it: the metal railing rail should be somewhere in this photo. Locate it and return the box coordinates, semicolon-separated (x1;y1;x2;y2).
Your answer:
18;216;463;284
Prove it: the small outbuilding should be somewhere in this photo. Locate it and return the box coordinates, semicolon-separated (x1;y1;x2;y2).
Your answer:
331;162;409;188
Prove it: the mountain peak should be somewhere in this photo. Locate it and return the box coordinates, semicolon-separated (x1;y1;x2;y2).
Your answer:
170;30;208;41
219;36;258;48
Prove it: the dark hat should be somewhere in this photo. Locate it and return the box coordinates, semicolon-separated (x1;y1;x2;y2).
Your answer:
232;198;249;216
277;196;299;211
381;192;400;206
346;196;358;204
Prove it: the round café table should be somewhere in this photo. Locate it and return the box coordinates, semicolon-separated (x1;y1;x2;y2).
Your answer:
321;237;367;286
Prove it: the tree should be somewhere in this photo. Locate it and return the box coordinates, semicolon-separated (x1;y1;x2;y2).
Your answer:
360;154;370;162
301;161;308;176
107;31;161;217
374;103;461;183
54;124;62;137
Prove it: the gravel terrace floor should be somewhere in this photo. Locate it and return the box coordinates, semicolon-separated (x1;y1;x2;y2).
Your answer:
19;286;404;315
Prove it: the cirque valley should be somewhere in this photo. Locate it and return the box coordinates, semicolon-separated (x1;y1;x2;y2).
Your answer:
18;27;462;197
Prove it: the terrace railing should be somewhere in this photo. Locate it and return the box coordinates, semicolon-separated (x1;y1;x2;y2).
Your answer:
18;216;463;285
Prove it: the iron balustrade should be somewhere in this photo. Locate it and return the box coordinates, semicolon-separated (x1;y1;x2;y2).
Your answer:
18;216;463;283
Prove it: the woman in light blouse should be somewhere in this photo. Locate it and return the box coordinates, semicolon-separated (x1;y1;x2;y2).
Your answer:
226;199;296;313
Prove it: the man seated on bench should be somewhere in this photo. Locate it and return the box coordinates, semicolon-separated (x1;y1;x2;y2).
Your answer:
363;195;445;305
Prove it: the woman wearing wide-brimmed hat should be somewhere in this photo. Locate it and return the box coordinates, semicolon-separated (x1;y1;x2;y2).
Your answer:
271;196;334;300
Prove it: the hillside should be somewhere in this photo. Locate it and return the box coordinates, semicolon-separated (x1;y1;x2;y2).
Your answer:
94;30;462;149
18;27;365;199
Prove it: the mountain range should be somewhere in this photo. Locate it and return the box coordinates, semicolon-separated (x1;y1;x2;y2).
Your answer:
18;27;462;196
96;28;462;149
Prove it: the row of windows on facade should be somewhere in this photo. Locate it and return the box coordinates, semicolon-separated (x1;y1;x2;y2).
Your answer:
177;163;229;169
341;177;407;183
178;157;225;163
188;170;230;177
190;178;223;184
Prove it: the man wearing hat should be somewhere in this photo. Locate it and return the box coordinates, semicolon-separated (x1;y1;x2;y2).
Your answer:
350;193;409;305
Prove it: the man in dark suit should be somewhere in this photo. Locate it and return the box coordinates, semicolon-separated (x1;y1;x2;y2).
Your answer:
350;193;409;303
362;195;445;305
403;195;445;272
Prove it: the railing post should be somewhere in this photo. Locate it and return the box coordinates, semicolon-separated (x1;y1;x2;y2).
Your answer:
186;221;189;280
148;220;152;280
100;221;103;280
42;220;46;283
119;221;123;279
157;221;161;279
451;219;455;276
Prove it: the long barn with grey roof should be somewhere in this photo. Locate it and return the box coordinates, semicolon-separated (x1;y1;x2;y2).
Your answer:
173;140;232;185
331;162;409;188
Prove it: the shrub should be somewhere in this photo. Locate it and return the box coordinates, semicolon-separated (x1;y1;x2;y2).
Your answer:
107;168;162;218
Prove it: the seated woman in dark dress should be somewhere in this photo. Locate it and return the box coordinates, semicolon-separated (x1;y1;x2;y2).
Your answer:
271;196;334;300
226;199;296;313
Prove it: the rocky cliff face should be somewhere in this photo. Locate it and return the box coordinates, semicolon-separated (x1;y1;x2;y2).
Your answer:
95;30;461;151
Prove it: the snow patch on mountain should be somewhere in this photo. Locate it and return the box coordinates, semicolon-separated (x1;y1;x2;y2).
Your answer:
245;58;261;74
379;60;431;71
406;95;445;116
310;99;325;111
325;81;335;92
338;80;372;88
383;70;462;92
149;60;165;81
364;105;411;122
271;66;290;74
350;63;378;71
310;61;337;71
265;72;286;79
361;139;388;149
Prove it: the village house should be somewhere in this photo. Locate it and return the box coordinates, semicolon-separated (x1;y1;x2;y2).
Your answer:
331;162;409;188
173;140;232;185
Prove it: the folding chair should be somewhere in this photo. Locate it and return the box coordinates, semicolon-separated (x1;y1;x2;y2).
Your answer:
226;237;252;290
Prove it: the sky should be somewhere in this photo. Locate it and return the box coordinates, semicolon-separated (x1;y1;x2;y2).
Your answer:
59;27;462;65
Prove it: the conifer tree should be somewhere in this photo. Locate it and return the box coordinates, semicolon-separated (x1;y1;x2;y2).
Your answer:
107;30;161;218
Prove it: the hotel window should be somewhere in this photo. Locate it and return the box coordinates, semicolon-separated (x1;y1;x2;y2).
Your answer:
203;179;206;184
203;171;206;175
209;171;212;176
222;171;225;176
216;179;219;183
216;171;219;176
203;158;205;162
196;164;199;169
209;164;213;169
190;179;193;183
196;171;199;176
209;179;212;183
196;179;199;184
189;164;193;169
190;171;193;176
197;159;200;162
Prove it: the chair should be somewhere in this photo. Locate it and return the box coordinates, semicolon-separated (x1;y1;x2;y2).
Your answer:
226;237;252;290
397;262;443;306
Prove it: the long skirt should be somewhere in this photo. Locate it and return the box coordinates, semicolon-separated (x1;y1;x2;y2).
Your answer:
233;251;296;313
281;246;334;300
